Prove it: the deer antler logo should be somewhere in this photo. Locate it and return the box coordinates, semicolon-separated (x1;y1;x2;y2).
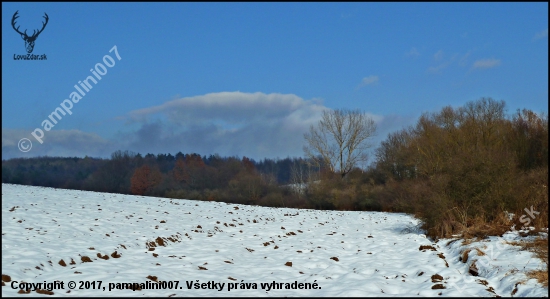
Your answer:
11;10;49;54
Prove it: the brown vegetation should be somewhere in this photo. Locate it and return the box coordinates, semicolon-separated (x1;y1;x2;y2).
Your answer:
1;98;547;285
373;99;548;240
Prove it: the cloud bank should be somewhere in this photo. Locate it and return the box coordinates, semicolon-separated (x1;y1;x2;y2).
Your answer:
3;92;393;161
533;28;548;41
358;76;379;89
472;58;501;70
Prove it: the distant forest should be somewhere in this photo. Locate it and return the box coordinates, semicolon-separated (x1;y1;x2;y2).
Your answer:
2;98;548;239
2;152;318;204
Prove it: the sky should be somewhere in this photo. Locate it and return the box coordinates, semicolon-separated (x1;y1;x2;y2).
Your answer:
2;183;548;297
2;2;548;162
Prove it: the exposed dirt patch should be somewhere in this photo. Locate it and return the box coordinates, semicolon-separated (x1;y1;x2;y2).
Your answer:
2;274;12;282
285;261;292;267
437;253;449;267
477;279;488;286
461;248;471;263
419;245;437;251
96;253;109;260
330;257;339;262
446;239;460;246
431;284;446;289
147;275;158;282
156;237;166;246
511;282;520;295
485;285;496;294
469;261;479;276
111;251;121;258
58;259;67;267
36;289;54;295
431;274;443;283
80;256;93;263
198;266;207;270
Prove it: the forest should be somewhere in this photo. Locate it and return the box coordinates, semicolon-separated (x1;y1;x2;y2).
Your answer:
2;98;548;240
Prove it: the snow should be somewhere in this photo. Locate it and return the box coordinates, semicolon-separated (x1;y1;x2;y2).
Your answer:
2;183;547;297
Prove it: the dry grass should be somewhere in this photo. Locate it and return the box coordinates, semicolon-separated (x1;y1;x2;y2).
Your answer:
419;245;437;251
461;213;512;239
521;236;548;287
461;248;471;263
507;235;548;287
461;238;477;246
527;270;548;287
474;247;485;256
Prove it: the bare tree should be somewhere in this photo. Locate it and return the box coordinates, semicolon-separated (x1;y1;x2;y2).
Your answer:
304;109;376;178
289;159;308;197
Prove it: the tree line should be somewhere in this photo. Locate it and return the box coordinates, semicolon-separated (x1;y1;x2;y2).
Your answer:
2;98;547;239
2;151;320;208
368;98;548;238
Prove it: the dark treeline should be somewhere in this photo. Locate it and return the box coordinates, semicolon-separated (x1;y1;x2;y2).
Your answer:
2;98;548;239
2;151;319;208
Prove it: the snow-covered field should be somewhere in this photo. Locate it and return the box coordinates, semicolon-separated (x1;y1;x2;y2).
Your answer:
2;183;547;297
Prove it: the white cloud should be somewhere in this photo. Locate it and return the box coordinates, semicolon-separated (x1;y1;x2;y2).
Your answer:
3;92;388;161
533;28;548;41
427;50;466;74
427;62;450;74
358;75;379;88
472;58;501;70
121;91;333;159
458;50;472;67
2;128;113;159
406;47;420;58
434;50;444;61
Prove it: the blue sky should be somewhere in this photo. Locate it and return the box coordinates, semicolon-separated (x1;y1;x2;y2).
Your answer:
2;2;548;162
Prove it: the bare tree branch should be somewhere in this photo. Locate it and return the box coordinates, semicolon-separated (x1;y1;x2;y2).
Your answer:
304;109;376;178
